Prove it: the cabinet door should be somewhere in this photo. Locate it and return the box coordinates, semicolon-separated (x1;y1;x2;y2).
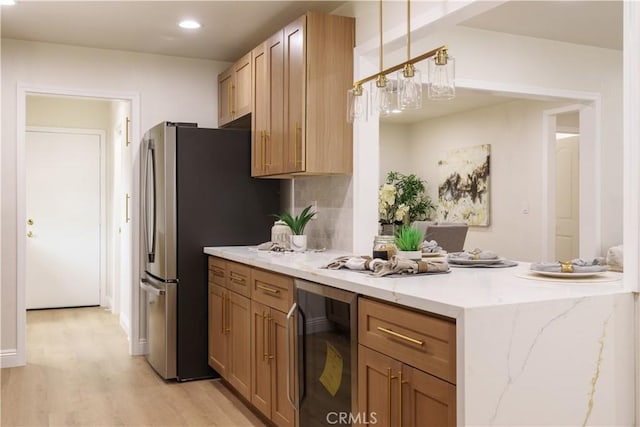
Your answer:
266;30;285;175
218;68;233;126
270;308;295;427
234;52;252;119
283;15;306;174
252;42;268;176
402;364;456;427
358;345;401;427
251;300;271;418
227;292;252;400
209;284;228;377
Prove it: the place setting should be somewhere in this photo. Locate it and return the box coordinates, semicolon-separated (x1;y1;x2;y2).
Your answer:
520;258;620;283
446;248;518;268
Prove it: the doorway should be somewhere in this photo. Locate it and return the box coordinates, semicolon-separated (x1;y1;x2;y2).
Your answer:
14;86;142;367
543;103;599;262
554;112;580;261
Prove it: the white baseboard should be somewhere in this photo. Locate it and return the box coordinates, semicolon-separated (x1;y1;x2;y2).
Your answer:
101;296;112;310
0;348;25;368
132;338;147;356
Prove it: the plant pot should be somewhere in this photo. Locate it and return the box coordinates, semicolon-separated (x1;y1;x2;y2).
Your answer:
290;235;307;252
396;250;422;261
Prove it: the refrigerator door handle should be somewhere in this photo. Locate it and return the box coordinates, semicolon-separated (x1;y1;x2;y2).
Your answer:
140;278;165;296
286;302;298;410
143;139;157;263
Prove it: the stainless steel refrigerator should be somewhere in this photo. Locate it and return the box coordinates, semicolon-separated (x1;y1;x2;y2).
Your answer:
140;121;280;381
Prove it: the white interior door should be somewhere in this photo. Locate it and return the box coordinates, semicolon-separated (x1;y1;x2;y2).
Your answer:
555;135;580;261
26;129;102;309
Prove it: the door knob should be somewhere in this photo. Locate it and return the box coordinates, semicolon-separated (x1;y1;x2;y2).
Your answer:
27;231;34;238
27;218;34;226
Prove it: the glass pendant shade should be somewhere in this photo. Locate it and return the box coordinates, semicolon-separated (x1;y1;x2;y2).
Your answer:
346;86;368;123
428;54;455;100
397;64;422;110
370;76;396;116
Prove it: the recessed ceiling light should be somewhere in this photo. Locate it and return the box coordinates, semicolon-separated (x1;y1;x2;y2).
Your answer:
0;0;17;5
179;20;201;30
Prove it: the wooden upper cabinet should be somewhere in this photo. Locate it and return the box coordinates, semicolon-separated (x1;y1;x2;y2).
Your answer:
218;52;252;127
252;12;355;177
252;31;285;176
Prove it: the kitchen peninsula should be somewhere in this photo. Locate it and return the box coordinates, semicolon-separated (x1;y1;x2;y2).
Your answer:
204;246;634;426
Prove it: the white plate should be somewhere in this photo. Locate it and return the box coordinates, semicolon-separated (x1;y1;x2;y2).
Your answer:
530;270;607;279
448;257;505;265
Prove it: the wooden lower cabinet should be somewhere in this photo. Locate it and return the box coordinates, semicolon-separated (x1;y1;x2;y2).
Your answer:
358;345;455;427
250;300;295;427
208;283;228;376
208;282;251;400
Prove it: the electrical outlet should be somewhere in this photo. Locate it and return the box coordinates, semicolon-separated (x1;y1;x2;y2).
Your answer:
311;200;318;219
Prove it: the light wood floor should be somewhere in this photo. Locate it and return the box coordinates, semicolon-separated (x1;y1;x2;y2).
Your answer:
1;307;266;427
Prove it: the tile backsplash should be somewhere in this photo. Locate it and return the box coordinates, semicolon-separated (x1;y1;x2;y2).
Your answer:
293;176;353;251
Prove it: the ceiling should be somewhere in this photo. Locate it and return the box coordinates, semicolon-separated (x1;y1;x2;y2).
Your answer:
2;1;622;124
1;1;346;62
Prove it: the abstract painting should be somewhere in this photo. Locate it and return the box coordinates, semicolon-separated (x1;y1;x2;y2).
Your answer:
437;144;491;226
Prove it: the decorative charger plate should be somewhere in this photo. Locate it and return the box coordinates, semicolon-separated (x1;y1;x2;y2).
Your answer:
530;270;606;279
448;257;505;265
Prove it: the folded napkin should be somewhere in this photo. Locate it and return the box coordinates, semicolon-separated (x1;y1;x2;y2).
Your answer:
257;241;292;252
322;255;449;277
448;248;498;260
530;258;607;273
420;240;443;254
371;256;449;277
323;255;384;271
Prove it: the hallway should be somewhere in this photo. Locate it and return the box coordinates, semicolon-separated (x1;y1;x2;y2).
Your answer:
1;307;265;426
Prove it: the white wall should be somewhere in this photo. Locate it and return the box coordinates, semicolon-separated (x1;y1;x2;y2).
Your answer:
382;99;578;261
1;38;229;359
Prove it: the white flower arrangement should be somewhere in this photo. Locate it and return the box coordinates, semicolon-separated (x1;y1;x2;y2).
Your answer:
378;172;435;225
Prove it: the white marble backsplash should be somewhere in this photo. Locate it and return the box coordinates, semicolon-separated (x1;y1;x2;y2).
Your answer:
293;175;353;251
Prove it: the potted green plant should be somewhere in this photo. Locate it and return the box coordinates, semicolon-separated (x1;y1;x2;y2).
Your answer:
394;226;423;260
273;205;316;252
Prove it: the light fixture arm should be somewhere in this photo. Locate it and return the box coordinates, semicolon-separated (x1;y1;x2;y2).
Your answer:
352;45;447;89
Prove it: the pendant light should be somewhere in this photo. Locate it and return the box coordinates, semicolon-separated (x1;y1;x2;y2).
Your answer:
397;0;422;110
428;47;455;100
370;0;396;116
345;0;456;122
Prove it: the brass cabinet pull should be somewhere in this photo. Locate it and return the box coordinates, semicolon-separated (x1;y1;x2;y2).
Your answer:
125;193;131;223
267;313;274;360
228;80;233;116
229;273;246;284
257;284;280;295
293;121;300;166
220;291;226;334
398;370;404;427
262;311;268;361
27;231;34;238
125;117;131;146
263;131;272;168
27;218;34;226
230;83;236;115
260;131;266;170
225;293;231;334
386;367;397;426
377;326;424;346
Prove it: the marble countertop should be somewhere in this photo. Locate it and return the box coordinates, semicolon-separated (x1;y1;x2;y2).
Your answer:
203;246;628;319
